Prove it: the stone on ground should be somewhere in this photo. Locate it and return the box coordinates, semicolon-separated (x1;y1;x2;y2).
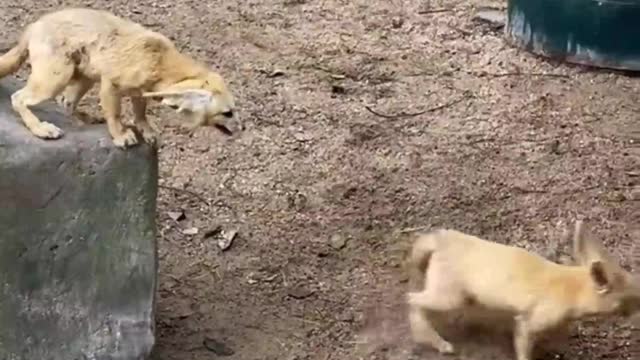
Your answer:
0;77;158;360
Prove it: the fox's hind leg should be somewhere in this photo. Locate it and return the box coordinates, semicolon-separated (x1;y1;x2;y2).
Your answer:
406;261;466;354
408;306;455;354
56;74;96;125
58;74;94;114
407;255;467;311
11;54;74;139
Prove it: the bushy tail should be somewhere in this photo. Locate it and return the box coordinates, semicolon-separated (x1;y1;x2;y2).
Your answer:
407;231;439;290
0;32;29;78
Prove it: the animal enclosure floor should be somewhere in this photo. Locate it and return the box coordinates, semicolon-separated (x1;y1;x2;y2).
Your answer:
1;1;639;359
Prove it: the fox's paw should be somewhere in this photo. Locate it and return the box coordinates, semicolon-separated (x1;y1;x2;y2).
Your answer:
32;121;63;139
56;95;75;113
437;341;455;354
113;128;139;148
139;126;159;146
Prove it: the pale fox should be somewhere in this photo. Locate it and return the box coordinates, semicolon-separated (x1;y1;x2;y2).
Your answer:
0;8;238;147
406;221;640;360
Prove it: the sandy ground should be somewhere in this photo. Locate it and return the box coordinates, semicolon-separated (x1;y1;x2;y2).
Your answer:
1;0;639;359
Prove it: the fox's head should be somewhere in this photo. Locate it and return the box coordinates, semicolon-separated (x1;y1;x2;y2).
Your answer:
572;220;640;317
142;70;239;136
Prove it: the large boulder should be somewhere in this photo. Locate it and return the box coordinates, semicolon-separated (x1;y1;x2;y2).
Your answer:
0;77;158;360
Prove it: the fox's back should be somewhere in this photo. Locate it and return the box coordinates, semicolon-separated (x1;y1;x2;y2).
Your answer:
433;230;560;310
28;8;148;47
24;8;175;86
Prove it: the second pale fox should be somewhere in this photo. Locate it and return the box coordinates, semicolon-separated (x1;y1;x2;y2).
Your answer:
406;221;640;360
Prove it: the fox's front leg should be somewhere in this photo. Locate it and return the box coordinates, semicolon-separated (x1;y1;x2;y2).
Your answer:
131;96;158;145
99;79;138;148
514;309;561;360
514;315;535;360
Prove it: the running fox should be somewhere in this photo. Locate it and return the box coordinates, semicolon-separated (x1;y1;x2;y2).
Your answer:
406;221;640;360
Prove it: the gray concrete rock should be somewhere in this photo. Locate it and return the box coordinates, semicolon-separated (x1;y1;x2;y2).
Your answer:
0;77;158;360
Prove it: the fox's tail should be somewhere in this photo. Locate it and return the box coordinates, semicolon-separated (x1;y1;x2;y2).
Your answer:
0;31;29;78
407;231;440;290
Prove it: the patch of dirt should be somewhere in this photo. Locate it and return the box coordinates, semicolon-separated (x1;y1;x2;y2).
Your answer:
1;0;639;359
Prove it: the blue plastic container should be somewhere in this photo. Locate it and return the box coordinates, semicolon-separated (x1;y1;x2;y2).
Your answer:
506;0;640;71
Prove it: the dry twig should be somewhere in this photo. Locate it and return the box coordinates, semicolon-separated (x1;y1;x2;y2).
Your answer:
446;23;472;36
511;186;548;194
468;71;571;79
418;8;453;15
399;226;430;234
159;184;210;205
364;91;472;119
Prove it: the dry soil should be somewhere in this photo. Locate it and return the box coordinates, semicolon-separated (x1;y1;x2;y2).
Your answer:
1;0;639;359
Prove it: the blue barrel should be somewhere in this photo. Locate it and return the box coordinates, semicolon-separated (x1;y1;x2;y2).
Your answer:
505;0;640;71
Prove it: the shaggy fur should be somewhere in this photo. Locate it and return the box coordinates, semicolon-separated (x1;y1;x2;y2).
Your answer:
0;8;237;147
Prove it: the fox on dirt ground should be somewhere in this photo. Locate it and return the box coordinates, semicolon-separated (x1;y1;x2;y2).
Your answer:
406;220;640;360
0;7;238;148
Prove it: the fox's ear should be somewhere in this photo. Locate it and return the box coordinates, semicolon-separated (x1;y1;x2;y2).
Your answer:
590;260;611;294
573;220;588;264
141;89;214;113
573;220;616;266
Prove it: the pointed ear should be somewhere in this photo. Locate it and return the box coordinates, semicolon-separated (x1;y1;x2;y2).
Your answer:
573;220;588;264
590;261;611;294
141;89;214;113
573;220;615;265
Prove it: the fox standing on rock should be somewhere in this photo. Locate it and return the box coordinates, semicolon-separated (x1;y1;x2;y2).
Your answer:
0;7;238;148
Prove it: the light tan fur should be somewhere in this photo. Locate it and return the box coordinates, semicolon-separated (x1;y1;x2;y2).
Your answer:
0;8;237;147
406;221;640;360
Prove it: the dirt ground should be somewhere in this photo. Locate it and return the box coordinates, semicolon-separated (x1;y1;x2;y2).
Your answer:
1;0;639;359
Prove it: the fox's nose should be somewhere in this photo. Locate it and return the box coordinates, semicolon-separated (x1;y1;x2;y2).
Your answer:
222;110;234;118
